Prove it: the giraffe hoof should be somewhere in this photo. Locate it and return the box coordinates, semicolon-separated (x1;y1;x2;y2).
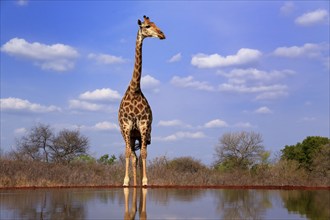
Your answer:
142;178;148;186
123;177;130;186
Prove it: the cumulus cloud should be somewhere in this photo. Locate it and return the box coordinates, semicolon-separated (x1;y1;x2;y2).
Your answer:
218;68;294;84
191;48;262;68
14;127;27;134
68;99;104;111
91;121;119;131
156;131;206;142
295;9;329;26
273;43;327;58
88;53;126;64
218;68;293;100
171;76;215;91
69;87;120;112
1;38;79;72
141;75;160;92
0;97;61;113
79;88;121;102
219;83;288;99
168;53;182;63
255;106;273;114
158;120;184;127
204;119;228;128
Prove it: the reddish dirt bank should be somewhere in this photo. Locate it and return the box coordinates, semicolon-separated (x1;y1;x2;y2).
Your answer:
1;185;329;190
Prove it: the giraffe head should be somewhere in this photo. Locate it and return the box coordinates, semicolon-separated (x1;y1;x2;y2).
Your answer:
138;15;165;40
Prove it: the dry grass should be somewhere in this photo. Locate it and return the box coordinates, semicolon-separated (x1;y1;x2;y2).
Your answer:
0;156;329;188
0;159;124;187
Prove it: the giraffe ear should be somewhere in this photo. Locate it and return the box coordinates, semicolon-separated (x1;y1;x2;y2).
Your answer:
138;19;142;26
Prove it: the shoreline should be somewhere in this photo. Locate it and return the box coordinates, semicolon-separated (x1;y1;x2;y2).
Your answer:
1;185;329;190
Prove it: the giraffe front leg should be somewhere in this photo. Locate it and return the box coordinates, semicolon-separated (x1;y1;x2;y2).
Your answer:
123;144;131;186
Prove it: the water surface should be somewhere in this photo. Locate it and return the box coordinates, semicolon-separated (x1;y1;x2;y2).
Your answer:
1;188;329;219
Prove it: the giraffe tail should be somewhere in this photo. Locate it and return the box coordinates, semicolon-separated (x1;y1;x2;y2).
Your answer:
133;141;141;151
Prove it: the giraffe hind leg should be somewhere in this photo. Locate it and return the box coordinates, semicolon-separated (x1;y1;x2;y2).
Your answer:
140;139;148;186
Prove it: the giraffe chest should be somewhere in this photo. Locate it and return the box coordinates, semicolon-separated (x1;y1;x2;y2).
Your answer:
119;93;152;123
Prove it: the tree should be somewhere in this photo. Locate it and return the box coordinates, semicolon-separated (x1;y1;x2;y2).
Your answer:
214;131;265;170
311;144;330;178
14;124;53;162
281;136;329;171
98;154;117;165
51;129;89;163
13;124;89;163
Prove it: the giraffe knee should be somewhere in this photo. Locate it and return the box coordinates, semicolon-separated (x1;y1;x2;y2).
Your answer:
141;148;147;159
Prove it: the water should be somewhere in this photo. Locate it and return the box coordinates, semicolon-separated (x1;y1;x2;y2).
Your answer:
0;188;329;220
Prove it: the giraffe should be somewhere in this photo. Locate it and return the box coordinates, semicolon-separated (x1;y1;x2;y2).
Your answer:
118;15;165;186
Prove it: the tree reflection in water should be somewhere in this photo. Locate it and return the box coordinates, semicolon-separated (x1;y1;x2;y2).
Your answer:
124;188;147;220
281;190;330;220
0;189;85;219
215;189;271;219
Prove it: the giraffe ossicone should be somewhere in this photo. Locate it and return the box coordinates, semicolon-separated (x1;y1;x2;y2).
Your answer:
118;16;165;186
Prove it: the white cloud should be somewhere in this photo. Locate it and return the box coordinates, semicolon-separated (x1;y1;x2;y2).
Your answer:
91;121;119;131
68;99;104;111
168;53;182;63
141;75;160;92
158;120;185;127
171;76;215;91
70;88;119;112
156;131;206;142
280;2;295;15
218;68;295;84
255;91;288;100
204;119;228;128
219;83;288;97
273;43;327;58
218;68;292;100
191;48;262;68
295;9;329;26
0;97;61;113
255;106;272;114
1;38;78;72
88;53;125;64
79;88;121;102
14;127;27;134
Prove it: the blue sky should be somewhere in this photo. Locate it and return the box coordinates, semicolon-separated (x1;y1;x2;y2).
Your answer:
1;1;329;164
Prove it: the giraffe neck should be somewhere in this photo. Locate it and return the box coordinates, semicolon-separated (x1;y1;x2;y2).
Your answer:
129;30;144;93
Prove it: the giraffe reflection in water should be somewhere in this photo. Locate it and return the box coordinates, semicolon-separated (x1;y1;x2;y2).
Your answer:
124;188;147;220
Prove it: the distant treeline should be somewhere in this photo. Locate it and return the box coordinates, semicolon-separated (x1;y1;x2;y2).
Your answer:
0;124;329;187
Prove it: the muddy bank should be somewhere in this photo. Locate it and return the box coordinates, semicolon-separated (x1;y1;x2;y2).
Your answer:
1;185;329;190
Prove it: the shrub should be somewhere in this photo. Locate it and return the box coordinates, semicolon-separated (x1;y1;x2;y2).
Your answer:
167;157;207;173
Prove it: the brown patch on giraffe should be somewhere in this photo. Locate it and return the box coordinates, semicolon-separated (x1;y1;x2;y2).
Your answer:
137;103;144;110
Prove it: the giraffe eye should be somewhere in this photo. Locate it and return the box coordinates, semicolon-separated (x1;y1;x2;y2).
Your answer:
145;25;151;29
